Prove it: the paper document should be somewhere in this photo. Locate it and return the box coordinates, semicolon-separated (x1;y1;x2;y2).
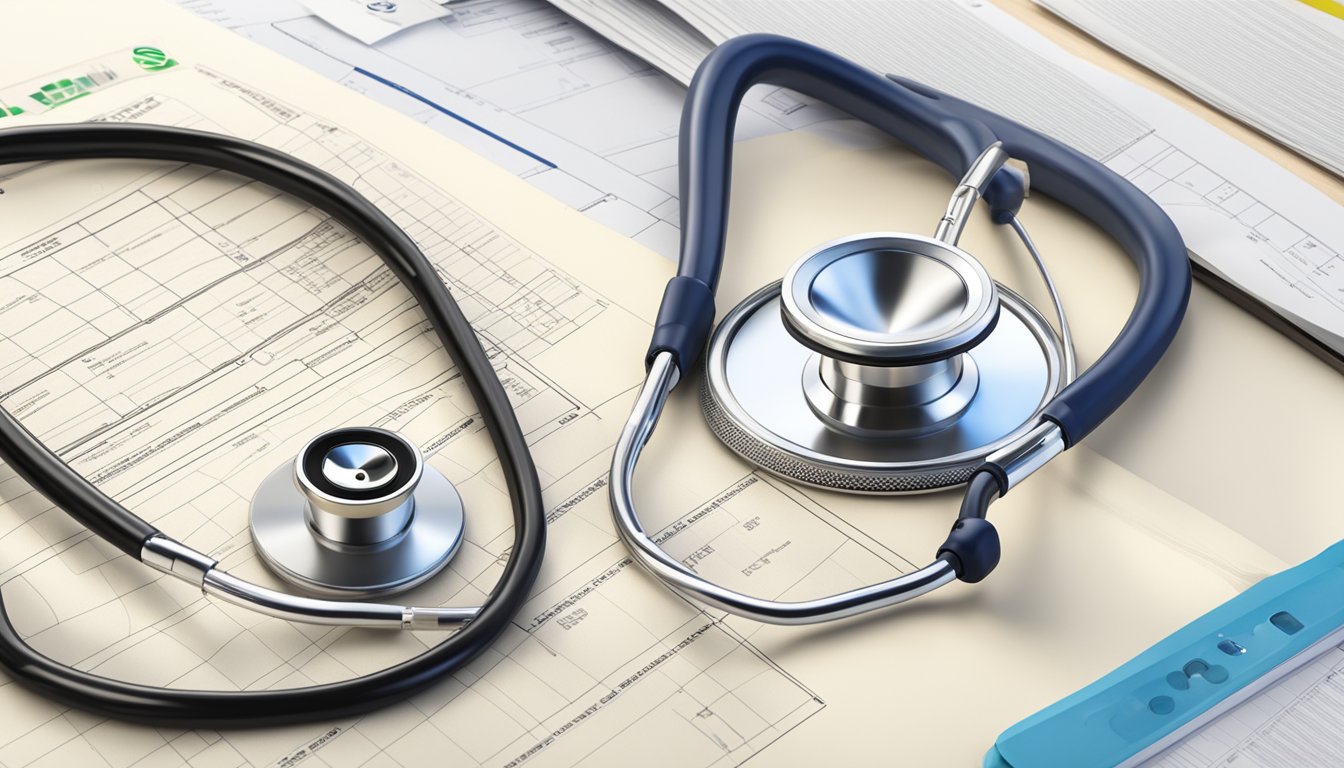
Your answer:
1039;0;1344;179
0;2;821;765
0;1;1296;765
548;0;711;83
554;0;1344;368
175;0;838;260
302;0;452;45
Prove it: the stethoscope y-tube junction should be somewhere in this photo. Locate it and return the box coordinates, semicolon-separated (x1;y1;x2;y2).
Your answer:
612;34;1189;625
0;123;546;726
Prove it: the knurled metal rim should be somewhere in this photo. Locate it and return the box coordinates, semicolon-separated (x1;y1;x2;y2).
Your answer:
700;280;1064;494
700;377;979;492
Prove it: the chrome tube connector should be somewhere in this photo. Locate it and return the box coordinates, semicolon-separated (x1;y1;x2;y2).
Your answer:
202;569;477;629
934;143;1010;245
985;420;1067;493
141;535;218;586
140;534;476;630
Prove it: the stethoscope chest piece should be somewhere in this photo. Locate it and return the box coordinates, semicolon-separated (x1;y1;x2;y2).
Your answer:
250;426;465;597
701;233;1065;493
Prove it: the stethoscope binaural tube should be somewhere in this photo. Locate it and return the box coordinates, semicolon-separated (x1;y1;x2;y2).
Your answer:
612;35;1191;624
0;123;546;725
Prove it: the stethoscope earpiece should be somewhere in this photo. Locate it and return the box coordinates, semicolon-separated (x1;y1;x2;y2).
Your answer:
250;426;466;597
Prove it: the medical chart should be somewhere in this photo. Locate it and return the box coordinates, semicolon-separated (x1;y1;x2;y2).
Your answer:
1039;0;1344;179
0;1;1299;766
174;0;839;261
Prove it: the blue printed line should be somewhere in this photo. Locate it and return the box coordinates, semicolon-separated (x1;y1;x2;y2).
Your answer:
352;66;556;170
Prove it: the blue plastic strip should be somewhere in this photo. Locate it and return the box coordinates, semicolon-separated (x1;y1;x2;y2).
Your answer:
985;540;1344;768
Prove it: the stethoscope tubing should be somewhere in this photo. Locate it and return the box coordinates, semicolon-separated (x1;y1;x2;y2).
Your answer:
616;35;1192;621
0;123;546;726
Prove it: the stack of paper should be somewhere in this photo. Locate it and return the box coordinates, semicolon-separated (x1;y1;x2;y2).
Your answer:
1039;0;1344;179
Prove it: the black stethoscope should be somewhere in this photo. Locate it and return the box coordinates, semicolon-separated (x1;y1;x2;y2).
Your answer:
0;121;546;726
0;35;1189;725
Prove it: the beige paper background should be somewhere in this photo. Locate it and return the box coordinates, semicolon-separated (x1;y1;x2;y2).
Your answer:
0;0;1338;764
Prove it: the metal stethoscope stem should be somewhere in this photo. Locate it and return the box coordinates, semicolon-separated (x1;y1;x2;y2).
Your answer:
611;351;960;625
140;536;477;630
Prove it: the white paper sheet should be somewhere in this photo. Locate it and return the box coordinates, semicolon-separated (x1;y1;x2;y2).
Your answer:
174;0;843;260
1039;0;1344;180
302;0;452;45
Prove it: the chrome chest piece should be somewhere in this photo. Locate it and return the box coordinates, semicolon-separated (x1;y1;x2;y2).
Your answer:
250;426;465;597
701;147;1069;493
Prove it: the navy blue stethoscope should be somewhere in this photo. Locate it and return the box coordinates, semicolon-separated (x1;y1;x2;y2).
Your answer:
611;34;1189;624
0;34;1189;724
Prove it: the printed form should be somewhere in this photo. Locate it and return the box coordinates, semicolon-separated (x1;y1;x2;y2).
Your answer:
0;5;837;766
173;0;838;261
0;1;1299;766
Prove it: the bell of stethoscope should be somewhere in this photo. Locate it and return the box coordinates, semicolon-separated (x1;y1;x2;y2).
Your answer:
249;426;466;597
700;145;1074;493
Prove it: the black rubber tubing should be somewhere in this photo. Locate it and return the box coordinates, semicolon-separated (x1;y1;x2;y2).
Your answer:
0;123;546;726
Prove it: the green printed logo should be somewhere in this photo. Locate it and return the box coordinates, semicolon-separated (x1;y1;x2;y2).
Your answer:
29;76;101;108
132;47;177;72
0;106;23;119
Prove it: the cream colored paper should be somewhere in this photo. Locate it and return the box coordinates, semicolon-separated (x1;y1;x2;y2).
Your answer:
0;1;1317;766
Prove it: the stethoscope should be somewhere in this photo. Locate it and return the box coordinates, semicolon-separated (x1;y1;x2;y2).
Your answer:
0;124;546;726
0;34;1189;726
610;35;1190;624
